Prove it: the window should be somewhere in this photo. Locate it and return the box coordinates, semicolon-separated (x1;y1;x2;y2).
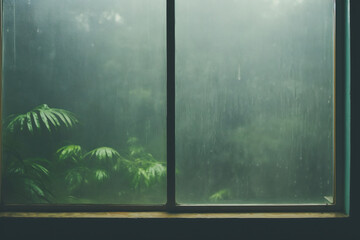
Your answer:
0;0;350;214
176;0;335;205
1;0;167;207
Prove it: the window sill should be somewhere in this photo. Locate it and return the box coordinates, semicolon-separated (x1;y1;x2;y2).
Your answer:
0;212;348;219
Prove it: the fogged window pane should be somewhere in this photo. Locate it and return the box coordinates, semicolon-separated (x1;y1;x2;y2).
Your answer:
176;0;334;204
1;0;166;204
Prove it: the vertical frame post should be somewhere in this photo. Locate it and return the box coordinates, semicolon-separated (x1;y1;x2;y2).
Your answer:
0;0;3;206
166;0;176;210
335;0;351;214
343;0;351;216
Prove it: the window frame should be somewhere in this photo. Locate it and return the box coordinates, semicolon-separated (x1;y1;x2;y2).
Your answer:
0;0;351;215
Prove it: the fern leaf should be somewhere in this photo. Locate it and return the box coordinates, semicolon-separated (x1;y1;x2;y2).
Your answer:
26;112;33;133
35;104;49;110
67;111;79;124
25;179;45;198
95;169;109;181
132;168;151;189
52;110;68;127
6;121;14;132
7;115;22;132
66;170;81;186
113;157;133;172
129;146;145;156
39;110;51;132
209;189;231;202
20;115;26;131
32;112;41;130
146;162;166;180
5;104;78;133
97;149;105;159
9;167;25;175
133;168;144;189
23;158;50;178
56;145;82;162
105;148;112;158
85;147;120;164
65;167;89;191
30;163;49;176
41;110;56;128
56;109;77;127
46;111;61;127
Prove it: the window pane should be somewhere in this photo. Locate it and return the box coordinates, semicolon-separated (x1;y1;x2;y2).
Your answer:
176;0;334;204
1;0;166;204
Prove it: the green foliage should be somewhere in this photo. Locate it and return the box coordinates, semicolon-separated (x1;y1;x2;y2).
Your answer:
6;104;78;133
127;137;138;145
6;157;50;178
85;147;121;167
56;145;82;163
130;161;166;190
4;104;165;202
2;104;78;203
209;189;232;202
4;157;52;202
56;137;166;198
116;137;166;191
65;167;90;192
57;145;115;194
129;145;145;156
145;162;166;180
127;137;145;156
85;147;120;161
94;169;109;181
24;178;47;199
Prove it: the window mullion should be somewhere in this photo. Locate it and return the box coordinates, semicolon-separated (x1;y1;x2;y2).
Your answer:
166;0;176;210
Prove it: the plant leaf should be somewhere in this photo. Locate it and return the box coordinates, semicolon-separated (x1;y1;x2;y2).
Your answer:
5;104;78;133
30;163;49;176
39;110;51;132
85;147;120;165
46;111;60;127
24;179;45;198
52;111;68;127
26;112;33;133
57;145;82;162
209;189;231;202
20;115;26;131
95;169;109;181
32;112;41;130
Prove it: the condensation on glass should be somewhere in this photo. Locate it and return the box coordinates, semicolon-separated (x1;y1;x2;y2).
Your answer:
175;0;335;204
1;0;166;204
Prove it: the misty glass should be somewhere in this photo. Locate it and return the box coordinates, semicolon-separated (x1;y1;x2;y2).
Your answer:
1;0;166;204
176;0;335;204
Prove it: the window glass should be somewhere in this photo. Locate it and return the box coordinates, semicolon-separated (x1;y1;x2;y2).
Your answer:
176;0;334;204
1;0;166;204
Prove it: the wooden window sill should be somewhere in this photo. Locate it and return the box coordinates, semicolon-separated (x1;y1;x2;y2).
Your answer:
0;212;348;219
